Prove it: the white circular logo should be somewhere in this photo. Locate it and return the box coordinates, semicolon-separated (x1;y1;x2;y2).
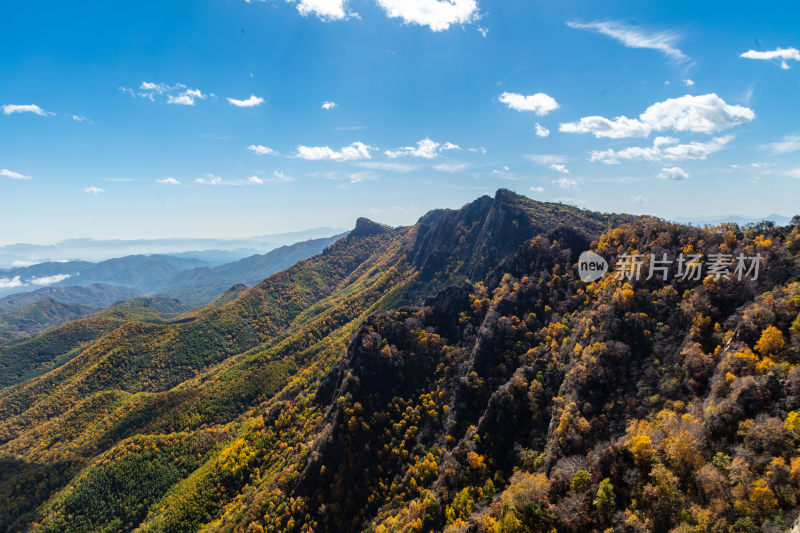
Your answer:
577;251;608;282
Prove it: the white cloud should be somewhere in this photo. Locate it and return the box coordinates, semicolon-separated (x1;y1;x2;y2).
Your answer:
658;166;690;180
434;162;469;172
84;186;105;194
297;141;374;161
468;146;487;155
560;115;650;139
272;170;295;183
196;175;222;186
385;138;450;159
740;47;800;70
227;95;264;108
535;123;550;137
684;78;695;87
31;274;71;286
554;176;578;189
640;94;753;134
567;20;687;62
72;115;91;123
560;94;754;139
529;186;545;193
1;168;31;180
499;92;559;116
630;195;652;203
2;104;53;116
156;178;181;185
525;154;565;165
122;82;208;106
347;171;376;184
195;173;267;186
441;142;461;151
375;0;478;32
478;26;488;38
590;135;733;164
356;161;418;172
287;0;350;20
168;88;207;106
549;163;569;174
786;168;800;179
322;101;338;110
248;144;277;156
0;276;23;289
767;134;800;155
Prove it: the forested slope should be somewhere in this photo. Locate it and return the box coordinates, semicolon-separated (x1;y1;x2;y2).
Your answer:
6;191;796;532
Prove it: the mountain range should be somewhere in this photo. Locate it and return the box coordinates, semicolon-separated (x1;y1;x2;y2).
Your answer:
0;190;799;532
0;234;345;341
0;228;347;269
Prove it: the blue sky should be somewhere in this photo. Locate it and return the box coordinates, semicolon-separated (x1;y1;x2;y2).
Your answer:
1;0;799;245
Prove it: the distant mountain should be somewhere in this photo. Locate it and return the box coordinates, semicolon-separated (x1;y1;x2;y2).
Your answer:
0;255;206;298
156;233;348;306
0;228;347;268
0;298;96;343
66;254;208;288
675;213;794;227
0;284;142;313
161;249;263;267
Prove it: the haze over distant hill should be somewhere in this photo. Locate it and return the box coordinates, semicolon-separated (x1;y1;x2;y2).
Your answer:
0;233;347;341
0;227;346;268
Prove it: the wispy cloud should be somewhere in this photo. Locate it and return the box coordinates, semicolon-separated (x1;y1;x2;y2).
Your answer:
322;101;338;110
591;135;732;164
195;173;267;186
740;47;800;70
658;166;690;180
0;276;23;289
385;138;459;159
31;274;71;286
525;154;566;165
553;176;578;189
248;144;277;156
535;123;550;137
84;186;105;194
434;162;470;172
1;168;31;180
227;95;264;108
71;114;92;123
549;164;569;174
2;104;54;116
567;20;688;62
156;178;181;185
766;134;800;155
356;161;418;172
121;82;208;106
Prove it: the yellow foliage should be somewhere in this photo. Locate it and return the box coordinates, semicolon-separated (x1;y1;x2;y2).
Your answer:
501;471;549;509
626;419;656;463
755;326;786;358
785;411;800;440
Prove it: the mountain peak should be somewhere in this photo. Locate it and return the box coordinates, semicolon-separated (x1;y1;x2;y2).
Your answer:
350;217;391;238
